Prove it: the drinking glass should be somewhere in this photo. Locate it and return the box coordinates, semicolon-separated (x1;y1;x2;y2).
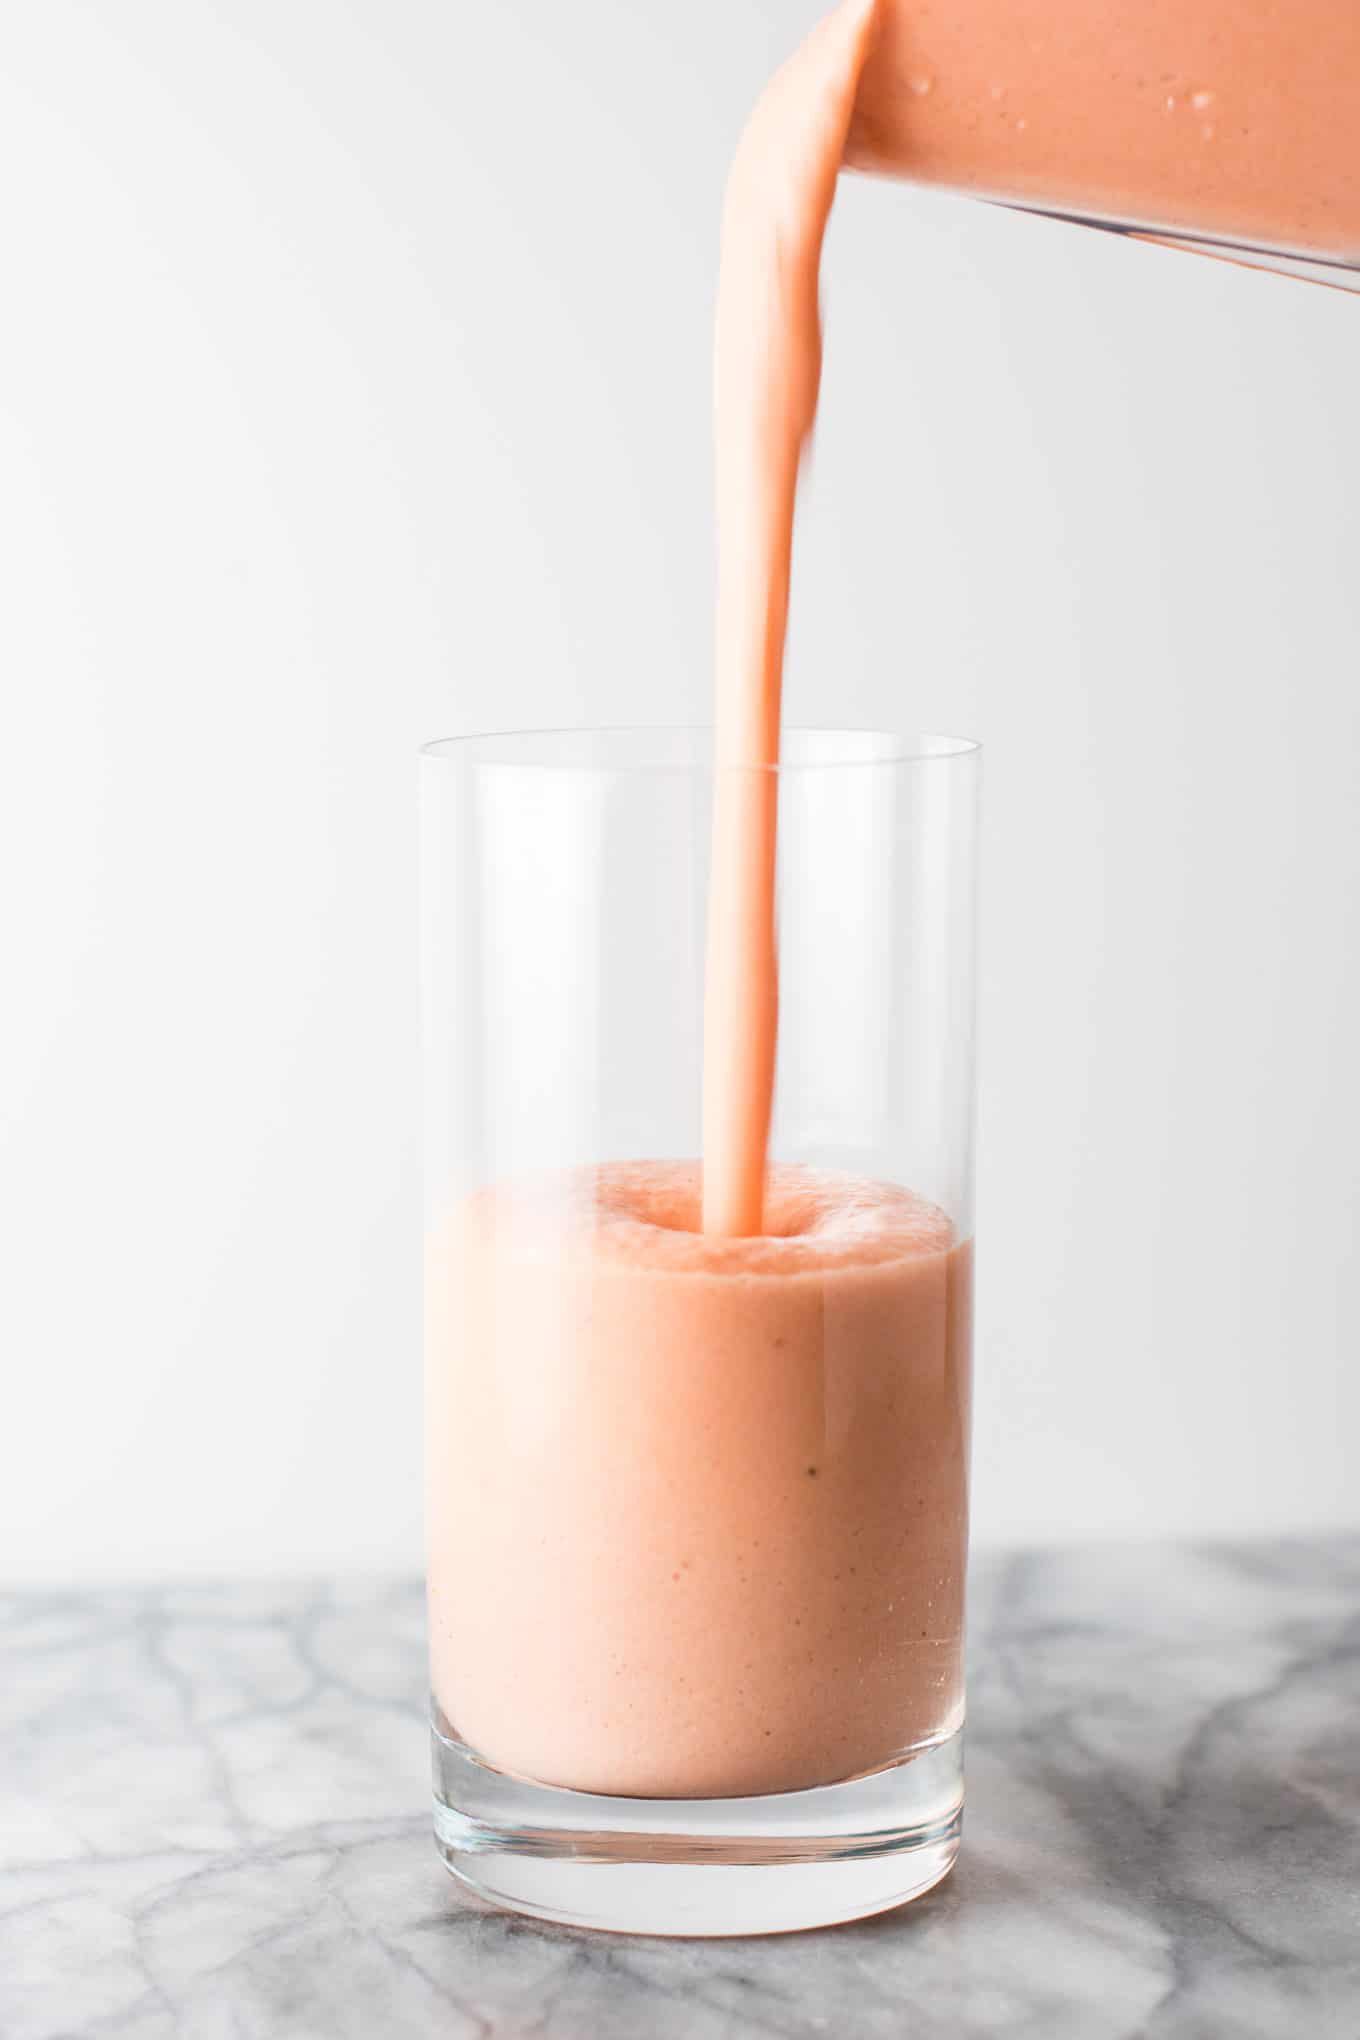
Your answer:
422;726;980;1935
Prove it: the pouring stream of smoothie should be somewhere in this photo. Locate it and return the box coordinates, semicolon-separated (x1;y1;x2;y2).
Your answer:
702;0;881;1236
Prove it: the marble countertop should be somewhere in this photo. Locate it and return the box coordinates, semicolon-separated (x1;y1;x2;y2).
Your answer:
5;1537;1358;2039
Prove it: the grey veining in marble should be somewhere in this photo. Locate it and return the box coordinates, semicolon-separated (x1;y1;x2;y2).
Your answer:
3;1538;1358;2039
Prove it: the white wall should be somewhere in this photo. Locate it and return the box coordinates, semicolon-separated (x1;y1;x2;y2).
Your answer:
3;0;1357;1579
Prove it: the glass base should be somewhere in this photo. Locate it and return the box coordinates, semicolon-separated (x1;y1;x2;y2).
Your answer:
431;1716;963;1937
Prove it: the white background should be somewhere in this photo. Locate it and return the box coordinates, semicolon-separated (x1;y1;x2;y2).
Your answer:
3;0;1357;1579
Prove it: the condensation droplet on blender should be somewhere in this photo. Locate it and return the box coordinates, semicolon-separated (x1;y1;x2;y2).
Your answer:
1165;94;1178;113
908;72;934;98
989;83;1006;102
1190;89;1215;112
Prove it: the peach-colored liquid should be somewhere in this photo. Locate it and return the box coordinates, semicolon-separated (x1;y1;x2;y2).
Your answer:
703;0;881;1239
428;1164;970;1797
430;0;1354;1798
428;7;946;1801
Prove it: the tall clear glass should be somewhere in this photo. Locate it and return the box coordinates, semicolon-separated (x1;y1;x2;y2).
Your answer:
421;727;980;1936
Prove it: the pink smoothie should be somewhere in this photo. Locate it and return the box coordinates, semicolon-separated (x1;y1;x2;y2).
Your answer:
429;0;1352;1812
427;1163;971;1797
428;1;964;1806
703;0;880;1238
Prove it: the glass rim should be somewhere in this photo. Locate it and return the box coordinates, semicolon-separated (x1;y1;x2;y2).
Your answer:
419;725;981;775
